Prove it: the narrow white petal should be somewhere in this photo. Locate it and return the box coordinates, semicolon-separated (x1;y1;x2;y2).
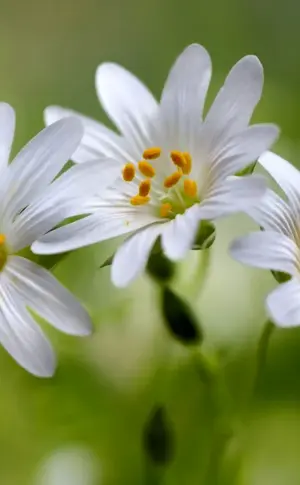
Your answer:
198;175;266;219
95;63;158;155
161;206;200;261
44;106;132;164
7;158;120;251
111;223;163;287
209;124;279;182
3;118;83;221
258;151;300;214
245;188;297;238
5;257;92;336
160;44;212;148
0;272;55;377
230;231;298;275
266;278;300;327
32;209;159;255
0;103;15;170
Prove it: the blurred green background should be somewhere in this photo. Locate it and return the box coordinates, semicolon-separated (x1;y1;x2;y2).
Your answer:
1;0;300;483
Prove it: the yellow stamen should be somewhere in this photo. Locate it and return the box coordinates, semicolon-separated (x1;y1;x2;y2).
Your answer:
160;202;172;218
130;195;150;206
122;163;135;182
143;147;161;160
164;171;182;189
138;161;156;178
170;150;187;170
182;152;192;174
139;179;151;197
184;179;198;198
0;234;6;245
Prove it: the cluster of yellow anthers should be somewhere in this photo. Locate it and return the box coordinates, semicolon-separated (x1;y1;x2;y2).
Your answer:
0;234;7;271
122;147;198;218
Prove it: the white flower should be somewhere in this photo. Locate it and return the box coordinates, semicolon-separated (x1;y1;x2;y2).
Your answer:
230;150;300;328
0;103;119;377
37;44;279;287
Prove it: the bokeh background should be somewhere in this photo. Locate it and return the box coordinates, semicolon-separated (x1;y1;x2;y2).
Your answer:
1;0;300;483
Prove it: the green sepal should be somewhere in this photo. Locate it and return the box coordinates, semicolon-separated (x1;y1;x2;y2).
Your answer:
236;161;257;176
193;221;216;250
271;270;292;284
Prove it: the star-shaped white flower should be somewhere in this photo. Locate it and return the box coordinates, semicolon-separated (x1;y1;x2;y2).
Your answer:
36;44;279;287
230;151;300;327
0;103;119;376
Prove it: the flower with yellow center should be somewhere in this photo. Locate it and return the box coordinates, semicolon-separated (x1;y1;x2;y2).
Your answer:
40;44;279;287
0;104;120;376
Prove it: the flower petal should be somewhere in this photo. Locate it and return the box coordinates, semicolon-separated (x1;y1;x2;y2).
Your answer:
8;158;121;251
266;278;300;327
2;118;83;221
0;271;55;377
229;231;298;275
32;209;159;255
5;256;92;336
245;188;297;238
111;223;163;287
160;44;212;149
209;124;279;183
95;62;158;156
258;151;300;215
198;175;266;219
0;103;15;170
44;106;133;164
161;205;200;261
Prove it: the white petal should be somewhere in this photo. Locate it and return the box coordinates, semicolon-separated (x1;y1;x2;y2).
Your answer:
5;256;92;336
2;118;83;221
266;278;300;328
111;223;163;287
32;209;159;255
198;175;266;219
0;272;55;377
205;55;263;134
245;188;297;238
229;231;298;275
161;205;200;261
0;103;15;170
160;44;212;149
44;106;132;164
95;62;158;155
209;124;279;182
258;151;300;214
7;158;121;251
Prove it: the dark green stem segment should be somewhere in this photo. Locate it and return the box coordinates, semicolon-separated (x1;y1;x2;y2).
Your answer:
253;319;275;395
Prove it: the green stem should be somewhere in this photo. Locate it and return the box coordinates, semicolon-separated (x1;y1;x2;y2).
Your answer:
190;249;211;299
253;319;275;395
144;461;164;485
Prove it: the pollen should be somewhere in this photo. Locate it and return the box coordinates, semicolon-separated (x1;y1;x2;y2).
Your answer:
164;171;182;189
184;179;198;198
182;152;192;174
138;161;156;178
0;234;6;245
143;147;161;160
160;202;172;218
139;179;151;197
122;163;135;182
170;150;187;170
130;195;150;206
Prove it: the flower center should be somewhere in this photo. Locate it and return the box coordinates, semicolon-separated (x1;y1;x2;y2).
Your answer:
122;147;199;218
0;234;8;271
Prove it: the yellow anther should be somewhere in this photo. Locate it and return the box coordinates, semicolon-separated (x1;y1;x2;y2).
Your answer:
170;150;187;170
130;195;150;206
164;171;182;189
122;163;135;182
0;234;6;245
184;179;198;198
143;147;161;160
138;161;156;178
139;179;151;197
160;203;172;218
182;152;192;174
